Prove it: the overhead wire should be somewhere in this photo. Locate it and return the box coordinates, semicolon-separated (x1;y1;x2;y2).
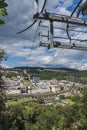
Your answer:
46;0;85;68
17;20;37;34
34;0;86;68
66;24;71;43
64;0;86;70
46;0;66;68
71;0;87;41
52;1;83;66
42;1;85;68
26;0;48;67
71;27;86;42
46;49;67;68
23;0;47;66
44;0;67;68
17;0;87;68
23;21;43;66
71;0;83;17
32;4;49;67
29;0;50;67
66;0;83;42
45;0;71;68
17;0;47;34
26;21;41;66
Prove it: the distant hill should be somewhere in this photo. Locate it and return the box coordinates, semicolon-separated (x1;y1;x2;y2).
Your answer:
13;66;78;72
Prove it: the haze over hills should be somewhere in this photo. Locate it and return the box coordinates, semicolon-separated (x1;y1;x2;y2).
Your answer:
0;66;81;72
1;66;87;72
13;66;78;72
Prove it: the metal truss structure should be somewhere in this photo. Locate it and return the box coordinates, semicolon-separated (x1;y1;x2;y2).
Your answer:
17;0;87;51
33;0;87;50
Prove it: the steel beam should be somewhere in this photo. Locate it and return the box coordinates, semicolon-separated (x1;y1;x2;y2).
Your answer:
40;41;87;51
35;12;87;26
49;21;54;48
40;34;87;42
40;24;87;33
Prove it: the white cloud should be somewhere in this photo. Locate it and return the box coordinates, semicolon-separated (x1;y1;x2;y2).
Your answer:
80;64;87;70
0;0;87;69
1;63;10;68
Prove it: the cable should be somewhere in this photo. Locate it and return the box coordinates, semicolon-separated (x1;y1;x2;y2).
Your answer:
72;27;85;41
41;0;86;68
44;0;48;11
36;0;81;67
17;20;37;34
46;49;67;68
40;25;87;33
69;0;85;41
26;20;41;66
25;16;45;66
66;24;71;43
66;0;83;42
17;0;47;34
40;0;47;13
71;0;83;17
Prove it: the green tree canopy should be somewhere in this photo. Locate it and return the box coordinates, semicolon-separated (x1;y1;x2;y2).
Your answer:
0;0;8;24
0;50;8;130
0;50;6;94
0;49;6;62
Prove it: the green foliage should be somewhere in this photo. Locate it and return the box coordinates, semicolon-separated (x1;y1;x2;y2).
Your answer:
30;70;87;81
60;95;65;100
0;19;4;24
0;96;6;111
1;69;87;129
0;9;7;16
0;50;6;62
9;105;25;130
37;97;44;104
0;88;87;130
0;0;8;24
79;87;87;129
0;72;4;87
0;50;6;95
0;49;8;130
0;0;8;8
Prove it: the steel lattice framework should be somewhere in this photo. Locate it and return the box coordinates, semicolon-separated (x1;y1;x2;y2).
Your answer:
33;0;87;50
17;0;87;51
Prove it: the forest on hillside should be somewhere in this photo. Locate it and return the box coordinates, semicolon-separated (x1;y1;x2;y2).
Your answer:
0;87;87;130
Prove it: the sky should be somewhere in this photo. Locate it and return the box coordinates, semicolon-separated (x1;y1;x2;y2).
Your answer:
0;0;87;70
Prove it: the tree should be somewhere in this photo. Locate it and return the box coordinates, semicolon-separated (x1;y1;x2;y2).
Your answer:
0;0;8;24
0;50;8;129
79;87;87;129
0;50;6;95
0;53;6;109
0;50;6;62
9;105;25;130
37;97;44;104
